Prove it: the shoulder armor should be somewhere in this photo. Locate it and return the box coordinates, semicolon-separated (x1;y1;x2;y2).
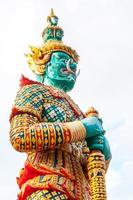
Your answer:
11;84;46;121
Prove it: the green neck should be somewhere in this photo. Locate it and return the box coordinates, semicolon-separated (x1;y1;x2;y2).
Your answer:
44;75;69;92
36;74;70;92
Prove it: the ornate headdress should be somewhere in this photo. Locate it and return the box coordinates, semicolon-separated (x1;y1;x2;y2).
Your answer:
26;9;79;75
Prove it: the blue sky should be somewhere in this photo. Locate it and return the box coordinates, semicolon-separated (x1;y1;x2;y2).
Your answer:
0;0;133;199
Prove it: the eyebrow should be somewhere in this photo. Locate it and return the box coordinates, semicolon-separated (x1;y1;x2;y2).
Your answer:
56;52;70;59
60;58;68;61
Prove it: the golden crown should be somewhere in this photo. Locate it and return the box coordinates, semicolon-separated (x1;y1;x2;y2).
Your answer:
26;9;79;75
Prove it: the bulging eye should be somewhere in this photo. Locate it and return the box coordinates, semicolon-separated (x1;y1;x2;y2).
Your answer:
70;62;77;71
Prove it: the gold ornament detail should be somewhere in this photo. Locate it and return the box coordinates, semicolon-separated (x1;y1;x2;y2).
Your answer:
87;151;107;200
86;107;107;200
25;46;51;75
85;107;99;118
47;8;58;25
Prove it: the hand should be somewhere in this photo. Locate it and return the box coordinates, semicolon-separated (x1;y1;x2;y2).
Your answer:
86;134;112;161
81;116;105;139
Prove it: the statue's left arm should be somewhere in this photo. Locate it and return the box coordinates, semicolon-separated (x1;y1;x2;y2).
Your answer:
82;108;112;171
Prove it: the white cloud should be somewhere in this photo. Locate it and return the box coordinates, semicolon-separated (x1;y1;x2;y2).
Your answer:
106;169;121;189
122;160;133;180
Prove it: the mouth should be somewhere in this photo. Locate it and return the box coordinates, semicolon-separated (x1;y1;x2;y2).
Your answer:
60;68;76;75
60;68;76;80
60;68;69;74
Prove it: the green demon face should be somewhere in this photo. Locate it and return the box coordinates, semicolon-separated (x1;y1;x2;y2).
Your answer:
43;52;79;92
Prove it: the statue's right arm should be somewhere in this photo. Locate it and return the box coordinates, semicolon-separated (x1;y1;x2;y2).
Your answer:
9;85;86;152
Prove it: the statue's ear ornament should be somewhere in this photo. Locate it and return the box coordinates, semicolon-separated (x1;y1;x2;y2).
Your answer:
25;46;51;75
26;9;79;75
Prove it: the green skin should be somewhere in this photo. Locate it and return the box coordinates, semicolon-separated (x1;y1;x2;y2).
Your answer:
43;28;63;42
36;51;111;161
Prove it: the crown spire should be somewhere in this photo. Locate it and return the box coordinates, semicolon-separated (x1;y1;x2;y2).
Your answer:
50;8;55;17
47;8;59;26
42;9;63;43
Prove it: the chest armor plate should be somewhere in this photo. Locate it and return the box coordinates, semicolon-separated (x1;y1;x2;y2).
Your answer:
42;97;80;122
